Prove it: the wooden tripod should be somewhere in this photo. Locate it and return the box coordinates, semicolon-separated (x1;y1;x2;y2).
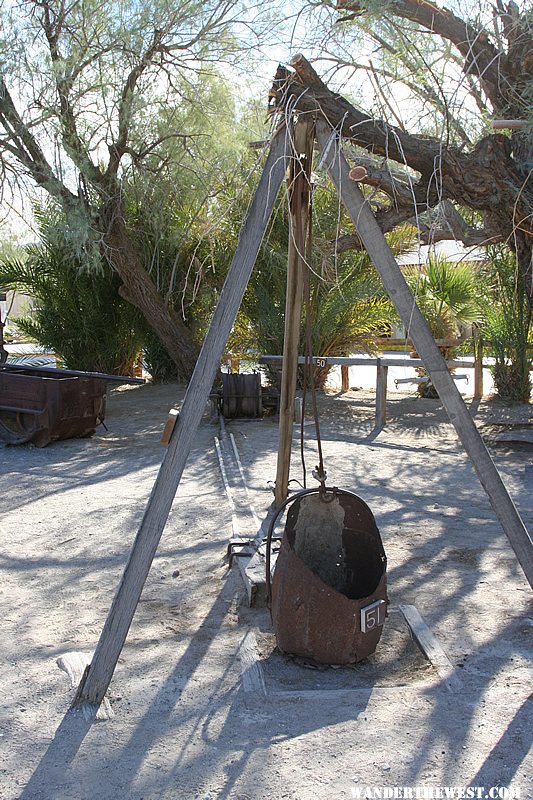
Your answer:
73;111;532;715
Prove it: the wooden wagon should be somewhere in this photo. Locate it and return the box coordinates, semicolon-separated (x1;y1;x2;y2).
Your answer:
0;363;143;447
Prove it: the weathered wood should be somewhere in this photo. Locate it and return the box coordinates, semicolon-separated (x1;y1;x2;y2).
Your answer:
400;605;461;693
73;126;290;708
349;165;368;182
229;433;261;530
492;119;528;130
0;362;144;384
316;118;533;589
260;354;481;369
375;359;388;429
341;364;350;392
238;632;267;696
57;652;113;720
214;436;242;538
160;408;179;445
474;335;484;400
274;119;314;506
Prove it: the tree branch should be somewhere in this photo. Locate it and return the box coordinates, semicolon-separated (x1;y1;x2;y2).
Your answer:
0;79;79;209
336;0;505;111
34;0;106;192
274;56;441;175
105;27;166;181
273;56;531;238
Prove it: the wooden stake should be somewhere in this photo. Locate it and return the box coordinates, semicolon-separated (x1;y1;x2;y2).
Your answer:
274;119;314;506
375;359;388;429
341;364;350;392
316;118;533;588
474;335;484;401
73;126;290;709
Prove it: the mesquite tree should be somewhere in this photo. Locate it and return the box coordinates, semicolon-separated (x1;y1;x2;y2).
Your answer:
0;0;255;377
274;0;532;305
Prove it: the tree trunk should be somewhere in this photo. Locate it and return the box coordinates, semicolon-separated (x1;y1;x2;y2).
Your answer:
103;213;199;379
515;224;533;307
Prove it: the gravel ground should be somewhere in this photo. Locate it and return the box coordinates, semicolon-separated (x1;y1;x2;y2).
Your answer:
0;382;531;800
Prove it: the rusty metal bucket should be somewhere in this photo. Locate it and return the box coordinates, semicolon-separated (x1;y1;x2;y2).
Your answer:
266;488;388;665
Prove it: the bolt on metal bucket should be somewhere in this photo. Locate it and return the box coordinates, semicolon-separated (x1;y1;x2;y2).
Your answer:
266;488;388;665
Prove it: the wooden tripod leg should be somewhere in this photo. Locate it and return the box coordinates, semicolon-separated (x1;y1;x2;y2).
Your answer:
73;126;291;709
316;118;533;589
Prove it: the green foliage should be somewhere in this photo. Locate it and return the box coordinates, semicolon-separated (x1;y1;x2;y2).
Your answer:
0;206;142;375
126;183;229;381
406;254;481;397
227;183;402;387
408;256;481;343
142;330;181;383
478;246;531;402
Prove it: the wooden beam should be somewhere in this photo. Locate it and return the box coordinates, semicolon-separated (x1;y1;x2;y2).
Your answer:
260;354;482;369
72;126;290;709
160;408;179;445
492;119;528;130
315;118;533;589
399;605;461;693
375;359;388;429
274;119;314;506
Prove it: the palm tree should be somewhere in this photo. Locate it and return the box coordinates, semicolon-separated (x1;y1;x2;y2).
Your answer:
0;206;143;375
406;255;482;396
478;246;532;403
230;190;402;388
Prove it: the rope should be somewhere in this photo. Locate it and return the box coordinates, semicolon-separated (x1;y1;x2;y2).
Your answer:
300;181;327;497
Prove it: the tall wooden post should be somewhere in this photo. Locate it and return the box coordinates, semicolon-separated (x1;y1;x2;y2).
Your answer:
72;127;290;709
375;359;388;429
474;333;484;400
341;364;350;392
316;119;533;588
274;119;314;506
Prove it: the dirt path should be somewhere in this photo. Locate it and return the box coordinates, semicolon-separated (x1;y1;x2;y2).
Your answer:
1;384;531;800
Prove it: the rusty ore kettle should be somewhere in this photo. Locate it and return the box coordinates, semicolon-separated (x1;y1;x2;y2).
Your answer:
266;487;388;665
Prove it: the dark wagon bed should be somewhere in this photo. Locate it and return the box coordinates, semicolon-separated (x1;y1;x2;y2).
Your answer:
0;363;144;447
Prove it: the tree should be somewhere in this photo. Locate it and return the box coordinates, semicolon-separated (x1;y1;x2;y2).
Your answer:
228;184;402;386
270;1;532;308
407;256;481;346
405;255;482;396
479;245;531;401
0;0;252;377
0;204;143;374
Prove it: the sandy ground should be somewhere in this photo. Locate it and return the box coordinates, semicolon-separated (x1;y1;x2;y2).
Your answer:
0;383;532;800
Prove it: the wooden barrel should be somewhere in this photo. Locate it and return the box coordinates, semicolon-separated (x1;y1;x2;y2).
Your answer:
221;373;262;418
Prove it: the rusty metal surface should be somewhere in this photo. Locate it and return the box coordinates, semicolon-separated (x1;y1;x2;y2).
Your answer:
270;489;388;664
0;363;144;384
0;367;107;447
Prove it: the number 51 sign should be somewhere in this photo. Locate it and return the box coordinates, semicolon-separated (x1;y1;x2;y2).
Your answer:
360;599;387;633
